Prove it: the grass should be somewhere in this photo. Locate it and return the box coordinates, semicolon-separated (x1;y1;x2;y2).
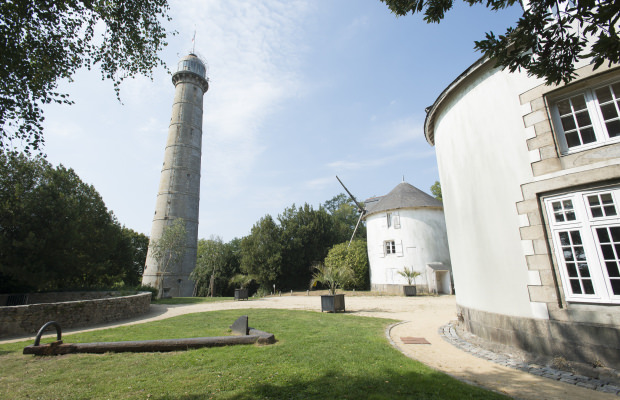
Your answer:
0;309;507;399
152;296;234;305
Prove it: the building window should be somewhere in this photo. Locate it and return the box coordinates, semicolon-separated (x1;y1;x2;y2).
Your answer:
385;240;396;255
386;212;392;228
550;80;620;154
544;186;620;303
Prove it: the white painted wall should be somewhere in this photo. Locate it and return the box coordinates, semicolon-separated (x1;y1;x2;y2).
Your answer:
433;65;545;318
366;208;450;287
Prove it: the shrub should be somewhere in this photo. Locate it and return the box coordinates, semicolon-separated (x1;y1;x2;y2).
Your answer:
136;285;158;300
323;240;369;290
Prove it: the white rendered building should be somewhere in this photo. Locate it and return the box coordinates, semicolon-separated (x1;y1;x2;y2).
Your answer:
364;182;451;294
425;52;620;367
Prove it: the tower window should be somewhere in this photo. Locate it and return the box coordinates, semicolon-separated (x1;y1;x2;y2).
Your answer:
385;240;396;255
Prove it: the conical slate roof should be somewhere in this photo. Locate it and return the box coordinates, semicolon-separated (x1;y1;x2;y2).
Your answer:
365;182;441;216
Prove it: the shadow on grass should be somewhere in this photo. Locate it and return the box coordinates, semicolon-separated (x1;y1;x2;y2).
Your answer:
153;369;509;400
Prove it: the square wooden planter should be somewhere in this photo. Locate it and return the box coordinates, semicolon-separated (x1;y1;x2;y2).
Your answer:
403;285;417;296
321;294;345;313
234;288;249;301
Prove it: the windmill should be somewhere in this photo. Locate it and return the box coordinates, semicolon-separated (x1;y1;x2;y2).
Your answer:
336;176;367;247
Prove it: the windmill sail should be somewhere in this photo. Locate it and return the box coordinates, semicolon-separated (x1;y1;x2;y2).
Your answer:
336;176;366;247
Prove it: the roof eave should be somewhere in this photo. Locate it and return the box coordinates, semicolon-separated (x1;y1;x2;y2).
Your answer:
424;55;492;146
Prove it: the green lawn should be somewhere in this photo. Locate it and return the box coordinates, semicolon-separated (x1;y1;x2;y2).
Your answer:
0;309;506;399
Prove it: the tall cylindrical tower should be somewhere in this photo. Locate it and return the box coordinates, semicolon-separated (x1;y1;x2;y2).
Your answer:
142;54;209;297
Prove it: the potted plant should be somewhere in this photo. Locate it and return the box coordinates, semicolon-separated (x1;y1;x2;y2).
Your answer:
310;262;353;312
398;266;421;296
230;274;254;301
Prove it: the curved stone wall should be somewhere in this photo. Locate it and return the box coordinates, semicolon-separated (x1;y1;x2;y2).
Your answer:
0;292;151;338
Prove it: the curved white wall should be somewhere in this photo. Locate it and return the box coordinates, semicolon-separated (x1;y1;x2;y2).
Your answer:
433;66;544;318
366;208;450;287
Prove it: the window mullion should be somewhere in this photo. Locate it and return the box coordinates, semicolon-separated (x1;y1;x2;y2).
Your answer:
587;88;608;142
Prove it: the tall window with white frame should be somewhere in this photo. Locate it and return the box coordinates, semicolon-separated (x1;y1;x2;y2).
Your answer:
386;212;392;228
545;186;620;303
550;79;620;154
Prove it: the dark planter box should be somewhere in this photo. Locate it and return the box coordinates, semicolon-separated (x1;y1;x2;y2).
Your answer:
234;288;249;301
321;294;345;313
403;285;417;296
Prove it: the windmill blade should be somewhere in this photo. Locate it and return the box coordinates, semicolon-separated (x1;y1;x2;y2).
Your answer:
336;176;365;213
348;211;365;248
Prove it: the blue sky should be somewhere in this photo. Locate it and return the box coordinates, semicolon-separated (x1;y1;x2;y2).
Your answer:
40;0;523;242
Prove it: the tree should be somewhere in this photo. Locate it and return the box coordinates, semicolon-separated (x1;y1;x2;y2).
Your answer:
191;236;241;297
240;215;282;291
0;152;136;292
148;218;186;298
380;0;620;85
0;0;173;152
120;227;150;287
278;204;337;290
323;193;367;244
430;181;442;202
323;240;370;291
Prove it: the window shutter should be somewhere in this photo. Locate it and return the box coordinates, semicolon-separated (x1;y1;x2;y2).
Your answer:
396;241;404;257
378;244;385;258
394;214;401;229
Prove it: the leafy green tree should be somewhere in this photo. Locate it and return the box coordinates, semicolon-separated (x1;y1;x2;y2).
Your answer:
240;215;282;291
0;152;133;292
191;236;241;297
380;0;620;85
323;193;366;244
0;0;173;152
430;181;442;202
323;240;370;291
278;204;337;290
121;227;150;287
148;218;186;298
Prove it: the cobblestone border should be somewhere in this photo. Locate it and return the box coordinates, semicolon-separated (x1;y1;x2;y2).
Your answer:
439;322;620;395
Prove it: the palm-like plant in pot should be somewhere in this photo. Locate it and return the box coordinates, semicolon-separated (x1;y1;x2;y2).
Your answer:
311;261;353;312
398;266;421;296
230;274;255;300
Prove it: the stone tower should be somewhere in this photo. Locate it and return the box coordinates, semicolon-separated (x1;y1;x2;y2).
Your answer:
142;54;209;297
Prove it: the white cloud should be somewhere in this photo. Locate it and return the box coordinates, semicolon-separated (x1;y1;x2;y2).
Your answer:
373;117;425;149
167;0;310;203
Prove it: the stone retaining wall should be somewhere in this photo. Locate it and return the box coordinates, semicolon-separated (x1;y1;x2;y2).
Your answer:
0;292;151;338
0;291;122;306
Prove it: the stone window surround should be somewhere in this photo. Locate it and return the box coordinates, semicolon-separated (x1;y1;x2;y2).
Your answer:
543;186;620;303
517;63;620;321
549;79;620;154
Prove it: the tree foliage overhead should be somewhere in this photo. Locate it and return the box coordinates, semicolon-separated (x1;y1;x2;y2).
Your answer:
0;0;173;152
380;0;620;84
0;152;145;292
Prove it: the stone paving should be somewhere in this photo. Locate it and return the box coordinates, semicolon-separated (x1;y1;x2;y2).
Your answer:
439;322;620;395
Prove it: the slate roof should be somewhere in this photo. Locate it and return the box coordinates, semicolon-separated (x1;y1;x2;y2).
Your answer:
364;182;441;216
